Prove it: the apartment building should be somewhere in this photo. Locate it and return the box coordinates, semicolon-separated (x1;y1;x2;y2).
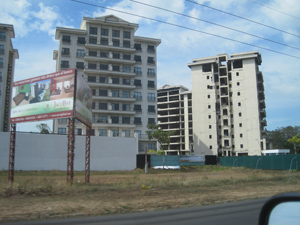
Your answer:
188;51;266;156
53;15;161;153
157;84;193;155
0;24;19;132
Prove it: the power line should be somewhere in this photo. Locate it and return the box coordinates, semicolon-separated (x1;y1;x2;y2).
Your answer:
70;0;300;60
248;0;300;20
186;0;300;39
131;0;300;51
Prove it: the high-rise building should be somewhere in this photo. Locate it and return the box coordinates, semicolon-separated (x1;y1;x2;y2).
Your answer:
188;51;266;156
157;84;193;155
0;24;19;132
53;15;161;153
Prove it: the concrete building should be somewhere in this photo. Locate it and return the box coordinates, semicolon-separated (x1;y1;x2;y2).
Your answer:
53;15;161;153
157;84;193;155
0;24;19;132
188;51;266;156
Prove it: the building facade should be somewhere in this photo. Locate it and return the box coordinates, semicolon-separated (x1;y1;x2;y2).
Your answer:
188;51;266;156
157;84;193;155
0;24;19;132
53;15;161;153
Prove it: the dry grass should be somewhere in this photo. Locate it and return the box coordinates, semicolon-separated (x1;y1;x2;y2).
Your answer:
0;166;300;222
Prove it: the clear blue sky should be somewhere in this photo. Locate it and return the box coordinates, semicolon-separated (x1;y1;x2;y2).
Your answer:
1;0;299;132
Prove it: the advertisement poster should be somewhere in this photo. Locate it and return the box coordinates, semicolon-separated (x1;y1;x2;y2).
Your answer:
10;69;76;123
75;71;92;127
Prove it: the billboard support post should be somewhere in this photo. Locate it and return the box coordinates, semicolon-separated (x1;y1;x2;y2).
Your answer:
85;126;91;183
67;117;75;184
8;123;16;183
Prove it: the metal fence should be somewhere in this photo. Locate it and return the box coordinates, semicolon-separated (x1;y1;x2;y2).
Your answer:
220;154;300;170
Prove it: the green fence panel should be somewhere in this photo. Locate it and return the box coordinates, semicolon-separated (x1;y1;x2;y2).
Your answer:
221;154;300;170
150;155;180;167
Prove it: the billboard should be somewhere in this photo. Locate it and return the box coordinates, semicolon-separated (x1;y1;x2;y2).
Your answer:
75;71;92;127
10;68;91;125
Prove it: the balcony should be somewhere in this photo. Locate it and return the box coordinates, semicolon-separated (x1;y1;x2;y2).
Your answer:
88;81;135;89
85;40;135;53
258;92;265;100
260;109;266;118
257;71;263;82
261;119;267;127
92;106;136;115
93;119;136;128
85;54;135;65
92;93;136;102
84;65;135;77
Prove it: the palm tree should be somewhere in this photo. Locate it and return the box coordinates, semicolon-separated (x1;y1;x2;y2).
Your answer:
288;135;300;153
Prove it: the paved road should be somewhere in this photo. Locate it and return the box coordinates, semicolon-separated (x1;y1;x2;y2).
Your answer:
3;198;267;225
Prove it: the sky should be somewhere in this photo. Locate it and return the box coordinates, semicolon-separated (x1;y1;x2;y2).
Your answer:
0;0;299;132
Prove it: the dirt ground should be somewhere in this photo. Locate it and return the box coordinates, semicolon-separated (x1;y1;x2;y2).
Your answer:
1;167;300;222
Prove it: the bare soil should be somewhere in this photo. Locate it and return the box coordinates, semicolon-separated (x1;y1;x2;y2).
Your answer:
0;166;299;222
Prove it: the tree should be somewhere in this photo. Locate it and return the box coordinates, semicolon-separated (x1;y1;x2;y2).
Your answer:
288;135;300;153
146;123;174;152
266;126;300;153
36;123;51;134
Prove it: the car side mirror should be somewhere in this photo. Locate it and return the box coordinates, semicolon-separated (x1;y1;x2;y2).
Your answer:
258;193;300;225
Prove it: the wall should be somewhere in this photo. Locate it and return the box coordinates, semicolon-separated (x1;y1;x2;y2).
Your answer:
0;132;137;171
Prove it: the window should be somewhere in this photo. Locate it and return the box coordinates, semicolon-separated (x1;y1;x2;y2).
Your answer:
123;40;130;48
58;128;66;134
208;115;211;119
122;104;130;111
77;49;85;57
112;53;120;59
88;63;96;69
237;92;240;96
148;143;156;151
98;115;107;123
99;129;107;136
123;78;131;85
148;80;155;88
91;89;96;96
209;125;212;129
122;117;130;124
135;43;142;50
99;77;108;83
134;117;142;125
89;50;97;57
147;57;155;64
90;27;97;35
0;31;5;40
112;77;119;84
112;90;119;97
210;145;212;150
223;119;228;126
148;93;155;101
239;123;242;127
236;72;239;76
207;76;209;80
224;130;229;136
101;38;108;45
112;30;120;37
237;82;240;86
134;130;141;138
112;65;119;71
0;45;4;54
112;129;119;137
239;112;242;117
100;51;108;58
208;105;211;109
238;102;241;106
147;45;155;53
202;64;211;72
122;91;130;98
134;67;142;75
112;103;119;110
123;54;131;60
134;79;142;87
123;66;131;72
92;102;95;109
99;103;107;109
61;60;69;68
123;31;131;39
62;35;70;43
111;116;119;124
123;130;130;137
101;28;109;36
134;104;142;112
134;92;142;100
240;144;243;148
148;68;155;76
77;37;85;44
233;60;243;69
62;48;70;56
89;36;97;44
113;39;120;46
148;105;155;113
99;89;107;96
134;55;142;62
208;95;210;99
0;72;2;82
240;133;243;138
209;135;212;139
100;64;108;70
223;109;228;115
76;62;84;69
